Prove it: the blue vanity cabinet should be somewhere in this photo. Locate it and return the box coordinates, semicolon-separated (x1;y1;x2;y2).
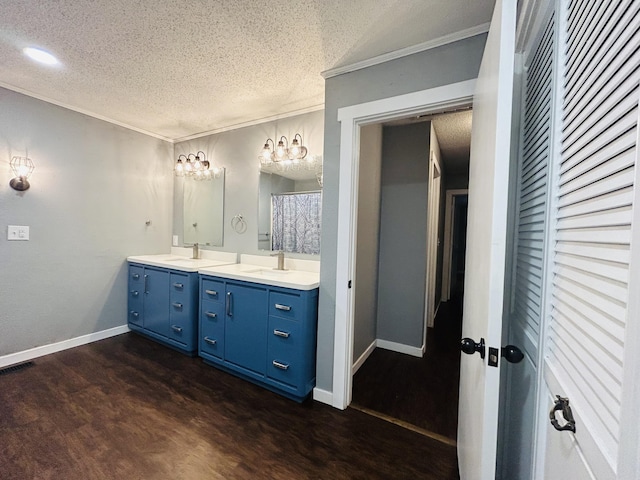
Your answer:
127;262;199;355
198;274;318;402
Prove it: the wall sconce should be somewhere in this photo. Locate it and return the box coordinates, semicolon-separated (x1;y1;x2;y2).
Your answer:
174;151;221;180
259;133;314;170
9;156;35;191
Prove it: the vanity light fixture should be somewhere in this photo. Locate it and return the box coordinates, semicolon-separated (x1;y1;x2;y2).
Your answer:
174;151;220;180
258;133;310;168
9;156;35;191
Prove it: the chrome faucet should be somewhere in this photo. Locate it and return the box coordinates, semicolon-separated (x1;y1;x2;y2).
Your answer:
192;242;199;259
271;251;285;270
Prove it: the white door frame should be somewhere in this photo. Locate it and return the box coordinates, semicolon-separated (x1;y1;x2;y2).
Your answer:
425;157;442;331
441;189;469;302
332;79;476;409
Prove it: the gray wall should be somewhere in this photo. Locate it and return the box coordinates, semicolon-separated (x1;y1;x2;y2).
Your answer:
318;34;486;391
376;123;430;347
174;110;324;257
0;88;173;356
353;124;382;361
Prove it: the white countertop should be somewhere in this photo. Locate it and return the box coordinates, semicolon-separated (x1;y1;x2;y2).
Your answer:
127;249;237;272
199;254;320;290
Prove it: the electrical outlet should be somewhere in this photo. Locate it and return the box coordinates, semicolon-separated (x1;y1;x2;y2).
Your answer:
8;225;29;241
172;235;179;246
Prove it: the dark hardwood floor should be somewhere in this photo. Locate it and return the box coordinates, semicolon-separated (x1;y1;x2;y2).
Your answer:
0;332;458;479
351;299;463;442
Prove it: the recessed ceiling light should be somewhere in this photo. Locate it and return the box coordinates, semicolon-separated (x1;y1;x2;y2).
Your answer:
23;47;59;66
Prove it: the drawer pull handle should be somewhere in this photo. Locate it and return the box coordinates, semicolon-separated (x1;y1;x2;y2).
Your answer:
130;290;139;297
272;360;290;371
130;311;139;318
171;325;182;333
273;329;290;338
204;337;217;346
275;304;291;312
173;282;184;288
172;302;183;309
205;289;218;296
132;273;140;279
205;312;217;319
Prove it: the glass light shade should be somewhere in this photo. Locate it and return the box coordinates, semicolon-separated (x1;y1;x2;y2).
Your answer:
194;156;202;171
184;160;193;172
275;140;286;159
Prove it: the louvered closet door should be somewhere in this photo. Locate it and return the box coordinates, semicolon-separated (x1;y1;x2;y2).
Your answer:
501;10;555;480
541;0;640;478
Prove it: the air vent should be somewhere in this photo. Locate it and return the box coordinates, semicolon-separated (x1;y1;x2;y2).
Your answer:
0;361;34;376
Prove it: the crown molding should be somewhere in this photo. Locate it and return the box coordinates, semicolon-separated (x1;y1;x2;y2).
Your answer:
321;22;491;80
172;104;325;143
0;81;174;142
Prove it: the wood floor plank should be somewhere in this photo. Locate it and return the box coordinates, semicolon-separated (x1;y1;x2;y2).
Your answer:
0;333;458;479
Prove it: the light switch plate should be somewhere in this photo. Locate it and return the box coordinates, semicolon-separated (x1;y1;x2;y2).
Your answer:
172;235;179;246
8;225;29;241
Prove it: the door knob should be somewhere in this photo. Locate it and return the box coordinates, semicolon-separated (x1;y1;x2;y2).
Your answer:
460;337;485;359
501;345;524;363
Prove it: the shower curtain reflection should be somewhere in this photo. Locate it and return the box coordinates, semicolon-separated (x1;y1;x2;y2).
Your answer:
271;191;322;254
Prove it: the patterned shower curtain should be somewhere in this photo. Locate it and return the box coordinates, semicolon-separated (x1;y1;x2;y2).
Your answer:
271;192;322;255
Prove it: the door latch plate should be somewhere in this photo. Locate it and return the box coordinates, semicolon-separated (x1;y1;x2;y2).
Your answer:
488;347;499;367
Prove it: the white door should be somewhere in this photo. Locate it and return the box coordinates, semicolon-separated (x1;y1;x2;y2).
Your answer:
537;0;640;478
456;0;517;478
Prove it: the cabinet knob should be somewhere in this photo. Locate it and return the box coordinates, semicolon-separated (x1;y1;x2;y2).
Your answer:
204;337;217;346
205;312;217;319
130;311;139;318
130;290;139;297
172;302;183;309
173;283;184;289
171;325;182;333
205;289;218;297
132;273;140;280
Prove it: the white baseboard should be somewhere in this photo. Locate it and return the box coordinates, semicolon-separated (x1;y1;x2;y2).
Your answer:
0;325;130;368
376;339;424;358
313;387;333;406
352;340;377;374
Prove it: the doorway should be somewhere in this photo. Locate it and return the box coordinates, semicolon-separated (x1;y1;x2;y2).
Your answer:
349;110;471;442
331;80;476;411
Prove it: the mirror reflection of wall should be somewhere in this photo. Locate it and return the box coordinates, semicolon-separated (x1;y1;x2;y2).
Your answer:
183;168;225;246
258;170;322;254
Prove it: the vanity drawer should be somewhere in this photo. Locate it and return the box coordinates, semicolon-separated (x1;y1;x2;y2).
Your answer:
269;291;302;321
170;272;189;295
201;278;224;302
200;300;225;359
267;317;301;388
129;265;144;285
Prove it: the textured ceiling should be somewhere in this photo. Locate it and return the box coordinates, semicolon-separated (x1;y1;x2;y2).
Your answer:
0;0;494;141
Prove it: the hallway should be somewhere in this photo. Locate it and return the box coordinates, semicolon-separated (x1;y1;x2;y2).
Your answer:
351;299;463;442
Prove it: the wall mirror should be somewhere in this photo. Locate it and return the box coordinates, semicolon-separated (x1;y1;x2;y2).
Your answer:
258;162;322;255
183;168;225;246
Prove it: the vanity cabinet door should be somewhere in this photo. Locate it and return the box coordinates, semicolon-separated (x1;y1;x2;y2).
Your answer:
224;282;268;377
143;267;170;337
